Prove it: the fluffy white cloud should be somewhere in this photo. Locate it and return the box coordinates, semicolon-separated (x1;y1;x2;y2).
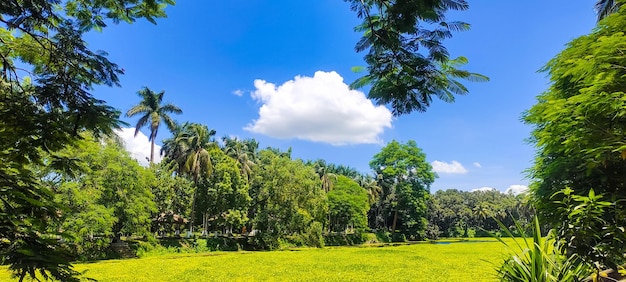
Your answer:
473;162;482;168
115;127;162;166
233;89;244;96
431;160;468;174
505;185;529;195
244;71;393;145
471;187;496;192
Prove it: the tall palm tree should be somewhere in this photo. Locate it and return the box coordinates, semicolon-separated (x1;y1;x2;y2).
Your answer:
162;123;216;234
126;87;182;164
595;0;620;21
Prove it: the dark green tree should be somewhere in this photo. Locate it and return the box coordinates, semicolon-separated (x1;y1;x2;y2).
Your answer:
126;87;182;164
346;0;488;115
0;0;172;280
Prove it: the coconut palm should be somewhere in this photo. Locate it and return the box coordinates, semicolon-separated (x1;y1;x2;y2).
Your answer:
311;159;336;192
126;87;182;164
162;122;216;234
595;0;620;21
222;136;257;182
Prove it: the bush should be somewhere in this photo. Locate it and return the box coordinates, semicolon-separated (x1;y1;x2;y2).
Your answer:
301;222;325;248
375;230;392;243
391;232;406;242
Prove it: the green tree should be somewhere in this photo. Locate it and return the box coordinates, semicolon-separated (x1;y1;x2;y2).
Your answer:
222;136;257;182
162;123;217;234
198;147;250;235
346;0;488;115
0;0;172;280
327;175;369;233
250;150;327;249
126;87;182;164
369;140;436;239
524;5;626;268
42;134;156;259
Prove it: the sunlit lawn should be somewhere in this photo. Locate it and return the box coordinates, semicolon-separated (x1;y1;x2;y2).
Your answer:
0;238;514;281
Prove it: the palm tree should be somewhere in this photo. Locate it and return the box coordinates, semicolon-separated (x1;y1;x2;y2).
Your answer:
222;136;257;182
311;159;336;192
126;87;182;164
595;0;620;21
162;123;216;234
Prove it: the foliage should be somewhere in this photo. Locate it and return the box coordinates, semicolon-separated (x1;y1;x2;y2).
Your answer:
327;176;369;232
346;0;488;115
126;87;182;164
162;122;217;234
427;189;533;238
495;216;590;282
249;150;327;249
0;239;517;281
42;134;156;259
1;0;172;279
150;164;194;231
369;140;435;239
595;0;621;21
524;4;626;268
197;147;250;234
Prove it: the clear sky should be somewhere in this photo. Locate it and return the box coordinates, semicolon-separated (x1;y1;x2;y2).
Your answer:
86;1;597;193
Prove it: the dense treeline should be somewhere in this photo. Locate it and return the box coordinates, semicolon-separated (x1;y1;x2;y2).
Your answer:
35;125;533;259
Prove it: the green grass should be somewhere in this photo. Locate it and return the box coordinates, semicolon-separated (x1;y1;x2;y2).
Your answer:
0;238;512;281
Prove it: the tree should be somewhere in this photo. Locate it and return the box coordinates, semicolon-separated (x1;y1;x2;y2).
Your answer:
309;159;337;192
595;0;621;21
41;134;156;259
222;136;257;182
524;5;626;269
197;147;250;235
327;175;369;233
162;122;217;234
250;150;327;249
369;140;436;239
0;0;172;280
126;87;182;164
346;0;488;115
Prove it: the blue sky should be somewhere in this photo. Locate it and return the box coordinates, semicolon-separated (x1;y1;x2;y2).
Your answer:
87;1;597;193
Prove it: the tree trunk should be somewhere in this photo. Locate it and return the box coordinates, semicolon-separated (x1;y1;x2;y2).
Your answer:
391;209;398;233
189;178;197;236
150;135;155;164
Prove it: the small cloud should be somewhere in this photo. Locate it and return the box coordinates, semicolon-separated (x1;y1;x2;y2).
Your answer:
506;185;529;195
471;187;496;192
115;127;162;166
473;162;482;168
244;71;392;145
233;89;244;96
431;160;468;174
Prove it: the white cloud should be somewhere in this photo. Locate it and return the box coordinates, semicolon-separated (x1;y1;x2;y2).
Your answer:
506;185;529;195
471;187;496;192
431;160;468;174
244;71;393;145
233;89;244;96
473;162;482;168
115;127;162;166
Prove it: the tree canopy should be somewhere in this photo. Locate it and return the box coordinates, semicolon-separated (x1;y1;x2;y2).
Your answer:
346;0;488;115
524;4;626;268
1;0;173;280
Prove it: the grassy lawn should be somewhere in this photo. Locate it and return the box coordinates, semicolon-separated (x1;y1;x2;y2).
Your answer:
0;239;512;281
